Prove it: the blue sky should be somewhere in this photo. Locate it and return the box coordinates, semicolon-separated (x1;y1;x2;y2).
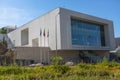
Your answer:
0;0;120;37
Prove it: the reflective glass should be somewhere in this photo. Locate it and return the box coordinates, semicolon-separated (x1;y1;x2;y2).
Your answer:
71;19;105;46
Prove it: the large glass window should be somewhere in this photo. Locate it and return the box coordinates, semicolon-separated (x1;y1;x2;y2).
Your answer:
71;19;105;47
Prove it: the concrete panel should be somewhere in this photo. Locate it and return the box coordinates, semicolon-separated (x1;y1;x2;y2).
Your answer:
14;47;50;64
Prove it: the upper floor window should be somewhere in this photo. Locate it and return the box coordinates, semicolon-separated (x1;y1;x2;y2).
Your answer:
71;19;105;47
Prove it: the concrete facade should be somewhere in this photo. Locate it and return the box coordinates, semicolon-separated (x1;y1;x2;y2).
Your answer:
115;38;120;47
14;47;50;64
6;8;116;64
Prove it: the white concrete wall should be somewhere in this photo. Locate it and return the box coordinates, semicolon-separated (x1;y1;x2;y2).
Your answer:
14;47;50;63
7;28;22;47
7;8;61;50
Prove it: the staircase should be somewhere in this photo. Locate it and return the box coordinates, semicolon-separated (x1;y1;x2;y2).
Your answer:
79;51;103;63
110;46;120;53
109;53;120;62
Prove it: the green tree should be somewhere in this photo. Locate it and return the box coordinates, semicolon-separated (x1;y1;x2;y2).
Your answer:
0;28;7;34
0;37;8;48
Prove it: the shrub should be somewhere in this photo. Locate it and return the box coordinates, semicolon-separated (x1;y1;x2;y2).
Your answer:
0;66;33;75
107;60;120;68
78;63;95;70
0;61;120;80
51;56;63;66
102;57;109;64
53;65;70;74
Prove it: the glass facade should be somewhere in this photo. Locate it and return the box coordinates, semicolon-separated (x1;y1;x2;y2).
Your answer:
71;19;105;47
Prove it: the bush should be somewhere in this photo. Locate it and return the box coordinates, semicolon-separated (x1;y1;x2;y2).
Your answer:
51;56;63;66
107;60;120;68
78;63;95;70
101;57;109;64
0;66;33;75
0;61;120;80
53;65;70;74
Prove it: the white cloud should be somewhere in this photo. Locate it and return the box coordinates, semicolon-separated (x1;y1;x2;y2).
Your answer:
0;7;33;27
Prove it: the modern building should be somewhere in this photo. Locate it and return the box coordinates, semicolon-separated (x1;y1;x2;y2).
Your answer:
2;26;17;33
115;37;120;47
6;8;115;64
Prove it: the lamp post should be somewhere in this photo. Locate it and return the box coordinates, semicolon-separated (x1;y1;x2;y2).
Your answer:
55;12;60;56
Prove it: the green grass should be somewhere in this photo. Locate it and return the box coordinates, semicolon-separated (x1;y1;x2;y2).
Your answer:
0;61;120;80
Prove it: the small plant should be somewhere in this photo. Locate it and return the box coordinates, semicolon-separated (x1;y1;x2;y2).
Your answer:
78;63;95;70
115;53;120;58
51;56;63;66
107;60;120;68
53;65;70;74
99;57;109;66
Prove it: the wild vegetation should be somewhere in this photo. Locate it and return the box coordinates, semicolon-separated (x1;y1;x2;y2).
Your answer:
0;57;120;80
0;38;14;65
